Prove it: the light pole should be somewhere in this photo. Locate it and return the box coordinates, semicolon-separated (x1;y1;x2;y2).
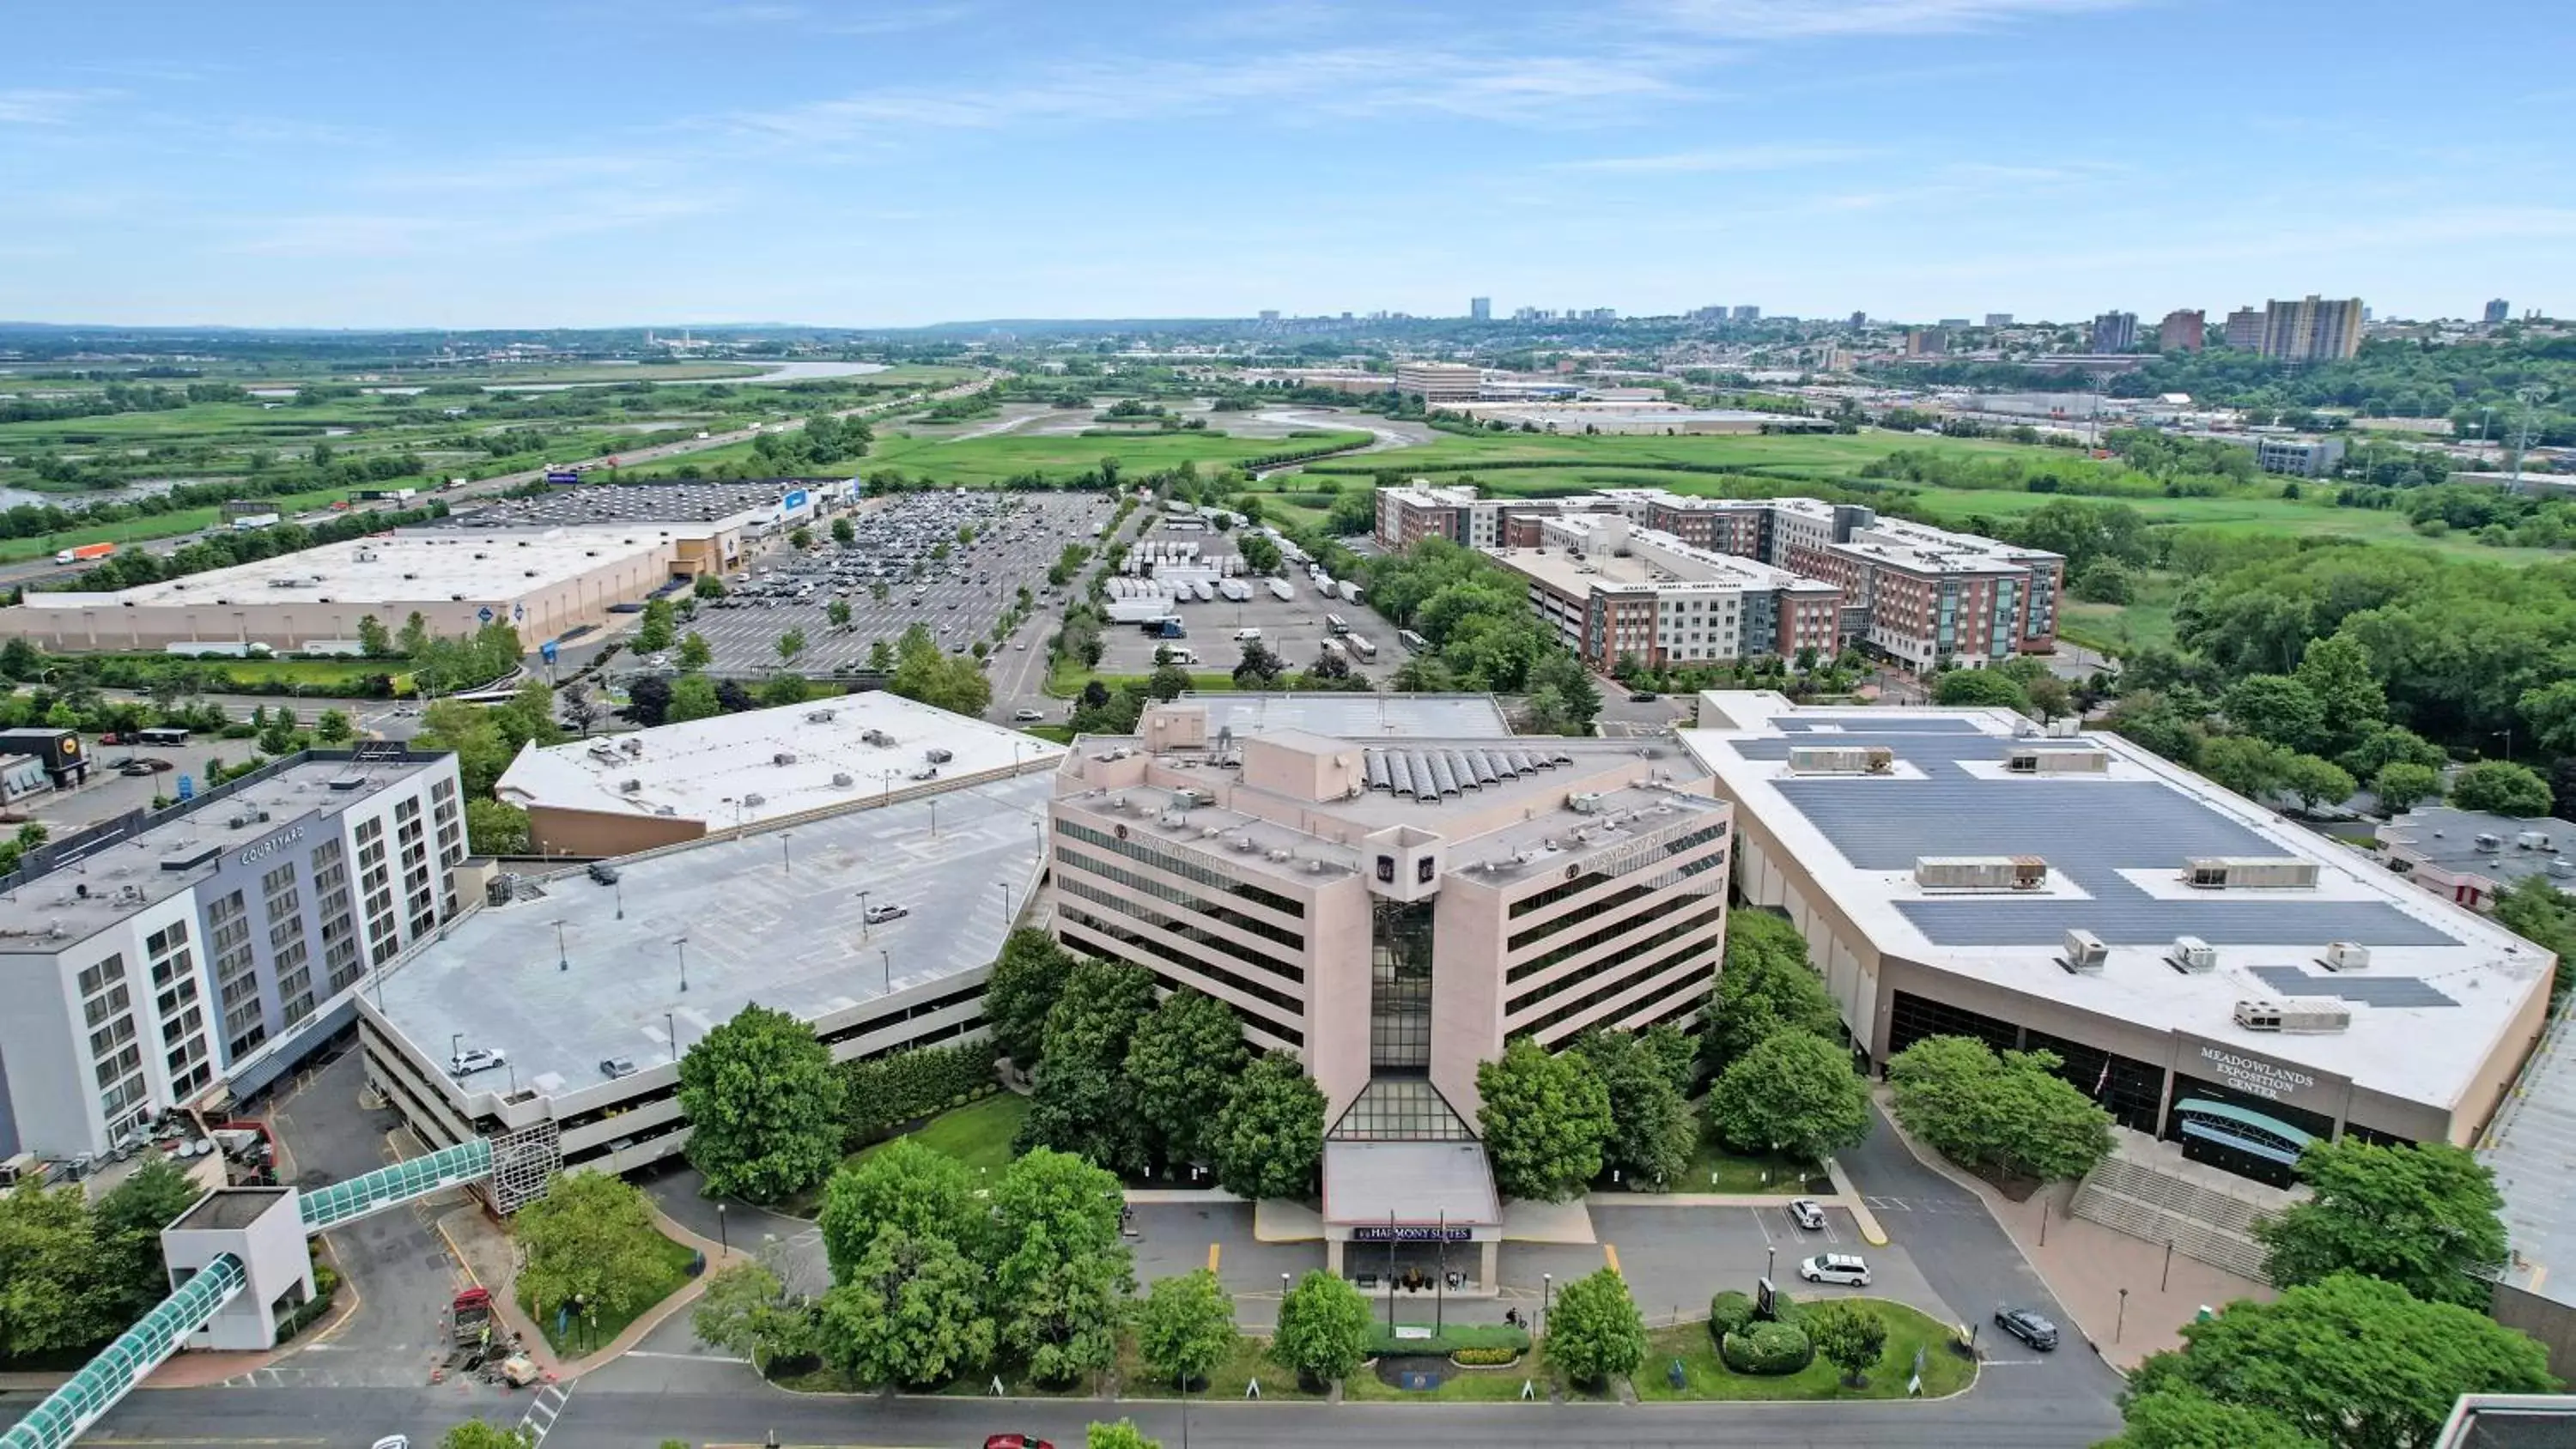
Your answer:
880;949;891;994
614;877;624;920
717;1202;727;1256
2116;1288;2129;1344
781;832;793;874
673;936;690;992
998;882;1014;925
451;1031;463;1064
859;889;872;940
666;1010;678;1062
1540;1273;1552;1343
1764;1243;1776;1289
552;919;568;973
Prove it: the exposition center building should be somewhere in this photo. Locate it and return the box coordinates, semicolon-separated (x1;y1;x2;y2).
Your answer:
1683;692;2554;1185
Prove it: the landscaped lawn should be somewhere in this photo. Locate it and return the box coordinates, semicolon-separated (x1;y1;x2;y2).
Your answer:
520;1230;700;1360
850;1090;1030;1179
1340;1361;1557;1402
1660;1138;1821;1195
1632;1300;1977;1402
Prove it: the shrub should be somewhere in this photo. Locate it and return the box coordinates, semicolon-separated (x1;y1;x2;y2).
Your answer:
1765;1288;1803;1325
1708;1289;1758;1341
1720;1321;1814;1375
839;1041;999;1146
1450;1345;1519;1366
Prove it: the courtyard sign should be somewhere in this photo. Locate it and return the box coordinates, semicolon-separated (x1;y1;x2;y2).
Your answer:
1352;1223;1473;1243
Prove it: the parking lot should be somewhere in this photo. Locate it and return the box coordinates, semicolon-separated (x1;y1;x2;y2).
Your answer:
681;491;1115;676
1094;521;1411;685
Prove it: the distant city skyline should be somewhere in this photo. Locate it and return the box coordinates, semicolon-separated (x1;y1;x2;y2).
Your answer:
3;0;2569;328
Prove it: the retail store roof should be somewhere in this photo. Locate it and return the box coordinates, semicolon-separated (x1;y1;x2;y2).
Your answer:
1172;692;1512;739
17;529;671;610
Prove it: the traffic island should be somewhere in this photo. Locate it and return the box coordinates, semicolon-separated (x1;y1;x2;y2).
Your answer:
1632;1300;1978;1402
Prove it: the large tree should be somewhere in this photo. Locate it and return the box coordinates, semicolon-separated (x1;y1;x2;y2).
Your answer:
1124;990;1248;1167
1134;1268;1238;1391
1542;1266;1646;1391
2123;1273;2554;1449
513;1171;676;1322
985;930;1077;1070
1273;1270;1373;1388
1932;670;2029;712
2103;1390;2320;1449
1017;960;1159;1174
0;1183;112;1356
1805;1300;1890;1387
2292;634;2385;755
2222;675;2327;753
1476;1039;1613;1202
817;1227;996;1389
93;1157;209;1321
1207;1052;1326;1200
1570;1029;1698;1188
1886;1037;2113;1184
818;1138;982;1282
677;1003;847;1203
2254;1140;2506;1309
1702;911;1843;1074
991;1149;1132;1388
1707;1030;1871;1162
2451;760;2552;817
690;1256;817;1375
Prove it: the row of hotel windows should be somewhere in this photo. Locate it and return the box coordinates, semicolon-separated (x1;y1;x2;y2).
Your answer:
1506;892;1727;991
1053;846;1307;954
1058;908;1306;1046
1505;898;1727;1013
1055;874;1306;988
1505;822;1728;927
1518;937;1718;1044
1054;819;1306;919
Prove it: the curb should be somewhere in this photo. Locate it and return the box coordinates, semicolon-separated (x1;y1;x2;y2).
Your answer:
1822;1156;1889;1246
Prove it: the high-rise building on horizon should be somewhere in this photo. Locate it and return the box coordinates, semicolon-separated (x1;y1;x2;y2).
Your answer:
1469;296;1491;322
1849;311;1868;330
1984;313;2014;328
1905;327;1947;356
2091;311;2139;352
2486;298;2512;325
2223;306;2263;349
2258;296;2364;362
1731;305;1759;322
2158;308;2205;353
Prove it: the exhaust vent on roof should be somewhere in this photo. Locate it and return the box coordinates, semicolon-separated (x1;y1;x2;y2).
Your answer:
2168;936;2217;973
2060;929;2108;973
2234;998;2350;1034
2184;857;2320;890
1915;855;2047;891
2323;942;2371;973
1786;744;1893;776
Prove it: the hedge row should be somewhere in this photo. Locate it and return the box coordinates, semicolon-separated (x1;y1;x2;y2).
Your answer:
1364;1322;1530;1356
1720;1321;1814;1375
838;1041;999;1147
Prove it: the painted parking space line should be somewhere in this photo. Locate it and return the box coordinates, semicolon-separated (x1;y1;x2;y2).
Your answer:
1208;1241;1221;1273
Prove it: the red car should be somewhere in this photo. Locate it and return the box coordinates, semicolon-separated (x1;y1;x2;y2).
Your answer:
984;1437;1053;1449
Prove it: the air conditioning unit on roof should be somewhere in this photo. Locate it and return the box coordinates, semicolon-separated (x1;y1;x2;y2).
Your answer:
2168;937;2217;973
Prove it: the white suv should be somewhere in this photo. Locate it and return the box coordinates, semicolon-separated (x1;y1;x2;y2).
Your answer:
1798;1253;1871;1287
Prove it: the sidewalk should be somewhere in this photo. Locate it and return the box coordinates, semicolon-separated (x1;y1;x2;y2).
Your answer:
1873;1094;2272;1370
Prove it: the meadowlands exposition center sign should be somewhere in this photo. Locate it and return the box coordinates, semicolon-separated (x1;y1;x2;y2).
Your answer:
2172;1031;2354;1119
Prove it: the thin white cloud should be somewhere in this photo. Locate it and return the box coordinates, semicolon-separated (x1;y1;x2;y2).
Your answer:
1556;143;1885;173
229;191;729;259
0;88;121;124
1641;0;2143;38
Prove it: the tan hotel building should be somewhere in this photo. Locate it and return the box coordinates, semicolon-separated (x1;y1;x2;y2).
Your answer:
1486;512;1843;670
1048;700;1730;1275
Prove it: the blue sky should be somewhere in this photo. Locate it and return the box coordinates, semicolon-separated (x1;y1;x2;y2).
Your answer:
5;0;2569;329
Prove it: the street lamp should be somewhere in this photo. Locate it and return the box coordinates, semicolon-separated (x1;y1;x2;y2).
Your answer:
717;1202;728;1256
998;882;1014;924
2116;1287;2129;1344
858;889;872;940
880;949;892;994
552;919;568;973
672;936;691;992
666;1010;678;1062
781;832;793;875
614;877;624;920
1541;1273;1552;1342
1765;1243;1776;1289
451;1031;463;1064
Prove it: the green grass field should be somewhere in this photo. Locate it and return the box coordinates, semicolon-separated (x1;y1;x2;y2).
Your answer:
849;1091;1029;1178
1113;1334;1324;1400
0;484;362;564
858;427;1374;487
521;1230;700;1360
1301;428;2043;481
1633;1300;1976;1402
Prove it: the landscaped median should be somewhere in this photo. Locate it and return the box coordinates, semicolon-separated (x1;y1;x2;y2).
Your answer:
1635;1298;1976;1403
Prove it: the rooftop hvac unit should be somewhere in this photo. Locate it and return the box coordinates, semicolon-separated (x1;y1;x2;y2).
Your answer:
2061;929;2109;973
619;779;642;794
2184;857;2320;890
805;709;837;724
2517;830;2555;852
2476;833;2505;853
1914;855;2048;891
620;738;644;756
1568;791;1606;814
2323;942;2372;973
1265;849;1291;863
2168;936;2217;973
2234;998;2351;1034
1786;744;1895;776
1230;836;1257;852
773;752;799;767
831;773;853;787
2551;858;2576;880
742;792;765;807
1170;787;1211;809
2006;746;2109;774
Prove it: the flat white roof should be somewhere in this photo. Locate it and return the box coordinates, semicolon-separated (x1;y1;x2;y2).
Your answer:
1681;692;2553;1113
497;691;1066;829
20;527;677;609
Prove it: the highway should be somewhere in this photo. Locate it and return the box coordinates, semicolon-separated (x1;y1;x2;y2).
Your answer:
0;371;997;593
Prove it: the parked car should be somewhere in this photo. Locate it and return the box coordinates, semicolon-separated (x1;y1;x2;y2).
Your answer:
863;904;908;924
983;1437;1053;1449
1799;1252;1871;1287
598;1057;639;1080
449;1047;506;1078
1788;1198;1826;1231
588;862;621;885
1013;708;1047;723
1628;690;1658;702
1994;1307;2060;1351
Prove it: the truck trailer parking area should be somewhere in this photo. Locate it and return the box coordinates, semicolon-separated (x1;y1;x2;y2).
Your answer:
1093;524;1408;684
681;491;1113;676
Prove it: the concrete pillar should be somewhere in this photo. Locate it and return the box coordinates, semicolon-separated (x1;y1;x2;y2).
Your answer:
1478;1238;1498;1287
1326;1237;1345;1276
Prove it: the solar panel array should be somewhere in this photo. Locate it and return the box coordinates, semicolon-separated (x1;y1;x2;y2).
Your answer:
2246;965;2459;1009
1776;716;1983;735
1758;731;2463;951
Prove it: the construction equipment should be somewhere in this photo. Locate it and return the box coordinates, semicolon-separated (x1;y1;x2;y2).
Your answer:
451;1287;494;1349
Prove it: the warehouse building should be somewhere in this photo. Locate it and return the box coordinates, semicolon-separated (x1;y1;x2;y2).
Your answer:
0;747;465;1162
0;527;717;656
360;767;1049;1179
1048;699;1731;1279
495;691;1066;858
1684;692;2553;1190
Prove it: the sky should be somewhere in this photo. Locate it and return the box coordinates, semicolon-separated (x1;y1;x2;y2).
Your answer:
4;0;2571;330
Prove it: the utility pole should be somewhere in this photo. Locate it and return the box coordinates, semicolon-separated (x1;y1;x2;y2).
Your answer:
2508;385;2553;496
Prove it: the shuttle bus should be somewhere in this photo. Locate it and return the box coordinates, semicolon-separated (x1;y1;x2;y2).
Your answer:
1346;635;1379;662
1324;613;1351;636
1397;629;1428;652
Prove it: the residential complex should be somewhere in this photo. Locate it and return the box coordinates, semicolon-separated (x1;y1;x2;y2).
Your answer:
1046;698;1731;1277
2222;306;2264;349
2258;295;2366;362
1468;297;1491;322
2486;299;2512;325
2158;309;2205;352
2091;311;2138;352
361;759;1050;1179
495;691;1064;858
0;747;465;1161
1685;693;2553;1186
1373;483;2063;670
2254;436;2348;477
